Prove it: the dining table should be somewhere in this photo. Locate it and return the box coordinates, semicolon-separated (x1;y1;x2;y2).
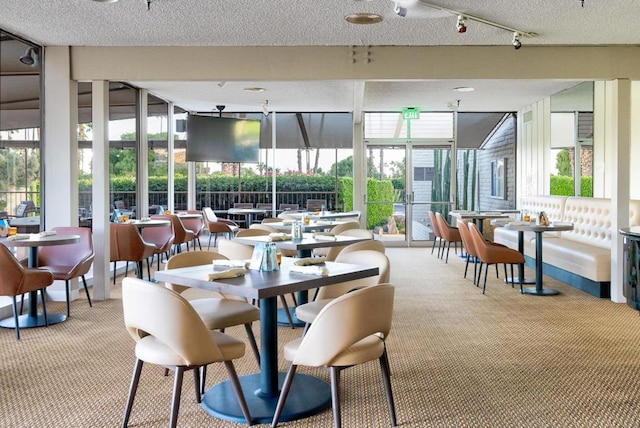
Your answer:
0;233;80;328
500;221;574;295
288;211;360;221
233;232;372;326
227;208;267;227
262;220;343;233
154;257;379;424
449;211;512;234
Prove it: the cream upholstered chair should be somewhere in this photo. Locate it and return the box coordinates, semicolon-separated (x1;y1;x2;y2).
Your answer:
165;251;260;366
271;284;397;428
0;245;53;340
434;212;462;263
35;226;94;317
121;278;252;428
468;222;524;294
313;221;361;258
217;240;298;329
236;228;270;238
248;223;279;233
296;250;390;328
202;207;239;249
324;229;375;261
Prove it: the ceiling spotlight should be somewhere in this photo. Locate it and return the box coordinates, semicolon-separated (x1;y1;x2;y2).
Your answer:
262;100;270;117
217;81;227;88
394;1;408;17
456;15;467;33
512;32;522;50
92;0;119;3
19;47;39;67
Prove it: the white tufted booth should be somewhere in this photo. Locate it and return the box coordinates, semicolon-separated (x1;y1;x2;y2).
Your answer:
494;196;640;296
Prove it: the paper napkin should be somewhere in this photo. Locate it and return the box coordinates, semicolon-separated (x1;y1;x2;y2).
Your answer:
207;268;247;281
288;265;329;276
7;234;31;241
294;256;327;266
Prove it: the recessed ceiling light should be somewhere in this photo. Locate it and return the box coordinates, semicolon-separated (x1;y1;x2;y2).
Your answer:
92;0;119;3
244;87;266;93
453;87;475;92
345;13;383;24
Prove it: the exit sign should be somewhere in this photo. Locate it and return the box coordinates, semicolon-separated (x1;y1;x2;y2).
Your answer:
402;107;420;120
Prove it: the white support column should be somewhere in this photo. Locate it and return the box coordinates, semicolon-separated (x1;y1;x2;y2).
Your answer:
187;160;196;211
137;90;149;218
43;46;78;301
43;46;77;228
611;79;632;303
352;120;365;227
92;81;111;301
167;103;175;212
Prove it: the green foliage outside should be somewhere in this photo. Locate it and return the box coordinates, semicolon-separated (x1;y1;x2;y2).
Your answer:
556;149;572;176
338;177;354;212
366;178;394;229
329;156;353;177
550;175;593;197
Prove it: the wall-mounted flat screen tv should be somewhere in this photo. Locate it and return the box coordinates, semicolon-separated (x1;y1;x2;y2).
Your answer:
186;115;261;163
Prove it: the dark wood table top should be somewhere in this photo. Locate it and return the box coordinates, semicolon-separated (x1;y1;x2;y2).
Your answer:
154;258;379;300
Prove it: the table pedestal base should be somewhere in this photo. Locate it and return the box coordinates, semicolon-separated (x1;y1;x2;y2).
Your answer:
505;277;536;285
522;287;560;296
277;307;305;328
0;312;66;329
201;372;331;424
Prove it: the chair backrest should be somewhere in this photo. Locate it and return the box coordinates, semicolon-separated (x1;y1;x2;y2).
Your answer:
236;228;270;237
306;199;327;212
141;223;175;251
317;250;390;300
233;203;253;209
338;239;385;257
152;214;192;243
324;230;375;261
329;221;361;235
217;240;255;260
122;277;224;366
428;211;442;239
279;203;299;211
38;227;95;274
293;284;395;367
110;223;154;261
202;207;217;223
249;223;278;233
256;203;272;210
261;218;281;224
114;200;126;211
0;244;26;296
435;212;460;241
180;214;204;236
456;220;478;258
165;251;228;296
15;200;36;217
467;222;490;260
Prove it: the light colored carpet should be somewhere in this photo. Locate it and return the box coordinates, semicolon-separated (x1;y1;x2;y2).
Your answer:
1;247;640;427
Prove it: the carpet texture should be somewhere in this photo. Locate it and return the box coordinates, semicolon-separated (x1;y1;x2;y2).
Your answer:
1;247;640;427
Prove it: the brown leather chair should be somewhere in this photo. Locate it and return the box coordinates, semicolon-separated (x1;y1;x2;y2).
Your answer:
36;226;94;317
457;219;481;284
151;214;195;254
0;244;53;340
434;212;462;263
468;222;525;294
305;199;327;212
141;222;175;270
181;210;205;250
202;207;239;249
279;203;299;212
110;223;156;282
230;202;253;228
428;211;444;257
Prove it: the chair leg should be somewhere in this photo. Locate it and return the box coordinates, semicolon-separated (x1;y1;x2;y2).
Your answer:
193;366;202;403
122;358;144;428
445;242;451;263
430;237;437;255
279;295;295;329
113;261;117;284
207;234;213;250
271;364;297;428
463;254;470;279
169;366;185;428
11;296;20;340
224;361;253;425
510;265;515;289
200;365;207;395
483;264;490;294
244;323;261;366
196;237;202;251
65;280;71;317
477;263;483;288
82;276;92;307
40;289;48;326
330;366;342;428
503;264;508;281
379;347;398;427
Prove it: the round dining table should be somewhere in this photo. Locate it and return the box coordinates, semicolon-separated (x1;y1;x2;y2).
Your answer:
0;233;80;328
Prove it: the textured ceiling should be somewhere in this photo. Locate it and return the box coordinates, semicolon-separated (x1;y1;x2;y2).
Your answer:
1;0;634;115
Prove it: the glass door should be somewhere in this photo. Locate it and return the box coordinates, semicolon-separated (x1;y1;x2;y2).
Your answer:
364;143;454;246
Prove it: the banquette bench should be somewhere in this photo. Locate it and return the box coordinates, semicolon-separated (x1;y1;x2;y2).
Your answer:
493;196;640;298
